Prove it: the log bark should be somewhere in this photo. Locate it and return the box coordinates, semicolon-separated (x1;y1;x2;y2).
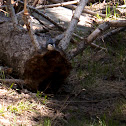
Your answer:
0;14;71;93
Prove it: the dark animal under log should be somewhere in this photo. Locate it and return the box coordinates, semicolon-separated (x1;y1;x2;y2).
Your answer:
24;50;71;93
0;14;71;93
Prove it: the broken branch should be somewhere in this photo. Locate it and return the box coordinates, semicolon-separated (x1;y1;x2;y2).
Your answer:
87;20;126;44
36;0;79;9
59;0;89;50
68;20;126;60
6;0;18;29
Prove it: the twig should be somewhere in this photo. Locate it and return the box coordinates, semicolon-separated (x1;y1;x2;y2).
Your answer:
18;0;84;45
6;0;18;29
36;0;79;9
18;0;107;51
31;14;50;31
67;20;126;60
23;0;41;51
0;9;9;14
32;0;39;7
66;4;106;18
87;20;126;44
0;79;25;85
98;27;126;41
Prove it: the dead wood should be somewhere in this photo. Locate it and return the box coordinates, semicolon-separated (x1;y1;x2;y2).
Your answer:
0;79;25;90
32;0;39;7
23;0;41;51
58;0;89;50
36;0;79;9
65;4;106;18
67;20;126;60
87;20;126;43
18;1;83;45
6;0;18;29
0;79;25;85
95;27;126;43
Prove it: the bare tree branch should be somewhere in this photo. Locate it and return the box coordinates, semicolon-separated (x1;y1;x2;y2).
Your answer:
36;0;79;9
58;0;89;50
95;27;126;43
0;79;25;85
32;0;39;7
87;20;126;43
68;20;126;60
6;0;18;29
23;0;41;51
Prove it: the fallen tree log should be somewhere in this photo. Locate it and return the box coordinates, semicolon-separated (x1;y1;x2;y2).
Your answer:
0;14;71;93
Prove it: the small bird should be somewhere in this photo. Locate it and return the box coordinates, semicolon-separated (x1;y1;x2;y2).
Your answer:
46;34;56;51
46;33;65;56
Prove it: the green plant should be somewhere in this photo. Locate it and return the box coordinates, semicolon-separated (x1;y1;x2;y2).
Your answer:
9;83;14;89
36;91;48;104
106;5;111;17
7;101;36;114
90;3;92;9
43;118;51;126
43;95;47;104
36;91;43;98
0;106;5;117
0;70;5;80
96;13;102;19
7;105;18;113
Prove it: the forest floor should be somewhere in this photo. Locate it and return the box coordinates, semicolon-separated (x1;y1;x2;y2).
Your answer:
0;0;126;126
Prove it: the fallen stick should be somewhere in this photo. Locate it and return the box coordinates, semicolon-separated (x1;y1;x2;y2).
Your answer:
32;0;39;7
87;20;126;43
6;0;18;29
98;27;126;41
59;0;89;50
23;0;41;51
68;20;126;59
17;1;85;45
36;0;79;9
0;79;25;85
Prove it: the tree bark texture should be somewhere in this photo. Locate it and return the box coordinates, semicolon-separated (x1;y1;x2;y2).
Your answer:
0;14;71;92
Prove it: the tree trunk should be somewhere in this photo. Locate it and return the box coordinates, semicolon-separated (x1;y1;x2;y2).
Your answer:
0;14;71;93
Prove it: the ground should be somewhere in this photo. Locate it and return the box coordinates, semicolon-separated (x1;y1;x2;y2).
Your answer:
0;0;126;126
